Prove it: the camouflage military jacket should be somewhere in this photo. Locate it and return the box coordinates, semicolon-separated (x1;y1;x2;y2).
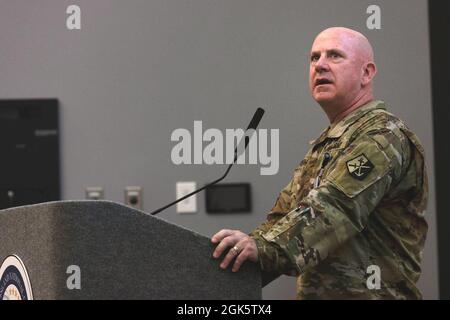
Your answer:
249;100;428;299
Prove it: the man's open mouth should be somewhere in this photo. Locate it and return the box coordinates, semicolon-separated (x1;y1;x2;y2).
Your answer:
315;78;333;87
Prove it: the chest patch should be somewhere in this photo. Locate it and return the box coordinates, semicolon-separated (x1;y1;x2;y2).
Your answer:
346;154;374;180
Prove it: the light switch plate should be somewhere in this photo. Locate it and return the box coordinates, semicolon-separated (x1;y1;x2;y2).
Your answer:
85;187;104;200
176;182;197;213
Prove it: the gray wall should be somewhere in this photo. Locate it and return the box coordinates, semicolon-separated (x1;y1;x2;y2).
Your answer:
0;0;438;299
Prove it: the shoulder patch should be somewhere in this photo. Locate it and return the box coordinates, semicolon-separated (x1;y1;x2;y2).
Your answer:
326;136;393;198
346;154;374;180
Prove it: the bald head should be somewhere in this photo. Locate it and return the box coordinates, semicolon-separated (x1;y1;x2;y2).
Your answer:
309;27;377;123
314;27;374;63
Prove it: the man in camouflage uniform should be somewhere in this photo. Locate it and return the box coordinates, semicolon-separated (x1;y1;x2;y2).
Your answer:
211;27;428;299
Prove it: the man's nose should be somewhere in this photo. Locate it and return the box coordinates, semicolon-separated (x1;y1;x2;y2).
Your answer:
315;57;330;73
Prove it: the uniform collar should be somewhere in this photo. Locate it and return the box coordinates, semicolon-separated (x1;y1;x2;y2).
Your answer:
309;100;386;145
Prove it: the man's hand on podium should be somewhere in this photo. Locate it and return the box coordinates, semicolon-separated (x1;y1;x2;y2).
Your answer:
211;229;259;272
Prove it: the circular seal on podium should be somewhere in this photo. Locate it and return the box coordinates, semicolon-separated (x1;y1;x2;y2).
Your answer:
0;255;33;300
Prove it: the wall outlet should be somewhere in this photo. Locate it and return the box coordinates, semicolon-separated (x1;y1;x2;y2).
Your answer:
125;186;143;210
176;182;197;213
85;187;104;200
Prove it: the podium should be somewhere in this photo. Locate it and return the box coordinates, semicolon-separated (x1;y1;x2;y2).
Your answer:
0;201;262;299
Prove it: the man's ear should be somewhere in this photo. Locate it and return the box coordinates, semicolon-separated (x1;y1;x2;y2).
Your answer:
362;62;377;86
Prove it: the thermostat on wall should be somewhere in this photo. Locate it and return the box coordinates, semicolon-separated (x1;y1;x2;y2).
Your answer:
205;183;251;213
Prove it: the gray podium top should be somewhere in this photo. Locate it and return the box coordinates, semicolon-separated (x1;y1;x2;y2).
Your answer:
0;201;261;299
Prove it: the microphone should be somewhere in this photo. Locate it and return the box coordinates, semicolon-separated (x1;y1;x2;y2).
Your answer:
150;107;265;215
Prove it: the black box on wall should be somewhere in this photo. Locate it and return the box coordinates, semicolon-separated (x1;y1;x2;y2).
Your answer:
0;99;60;210
205;183;252;213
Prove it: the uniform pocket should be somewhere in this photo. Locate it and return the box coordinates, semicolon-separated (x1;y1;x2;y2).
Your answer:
262;206;311;241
